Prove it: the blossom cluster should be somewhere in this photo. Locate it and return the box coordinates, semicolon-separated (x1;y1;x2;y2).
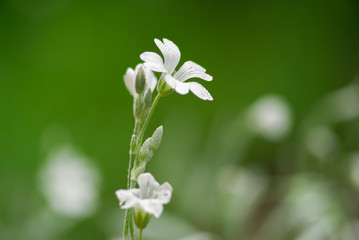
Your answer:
116;38;213;238
124;38;213;101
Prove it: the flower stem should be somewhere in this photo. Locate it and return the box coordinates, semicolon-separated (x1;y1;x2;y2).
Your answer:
124;120;141;240
134;93;161;165
139;229;143;240
128;120;140;187
123;92;161;240
130;214;135;239
123;209;133;240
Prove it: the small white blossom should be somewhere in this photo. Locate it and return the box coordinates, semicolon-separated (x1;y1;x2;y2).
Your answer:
247;95;292;141
140;38;213;101
39;146;100;218
115;173;172;218
124;64;157;97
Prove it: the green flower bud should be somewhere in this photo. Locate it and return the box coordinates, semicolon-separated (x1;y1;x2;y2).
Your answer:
135;66;146;94
133;206;151;230
157;77;173;96
150;126;163;150
134;88;152;120
131;162;146;181
133;96;141;120
130;133;139;152
139;138;153;163
142;88;152;115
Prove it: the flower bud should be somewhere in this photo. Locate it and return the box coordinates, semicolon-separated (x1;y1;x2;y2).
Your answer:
150;126;163;150
133;96;141;120
142;88;152;115
134;88;152;120
135;66;146;94
131;163;146;181
133;206;151;230
130;134;137;153
139;138;153;163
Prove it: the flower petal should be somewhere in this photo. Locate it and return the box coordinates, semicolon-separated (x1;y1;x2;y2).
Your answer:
124;67;136;96
155;38;181;74
174;61;213;82
143;66;157;92
175;81;190;95
115;189;140;209
164;74;176;89
140;51;166;72
139;199;164;218
189;82;213;101
157;182;172;204
165;74;190;95
138;173;160;198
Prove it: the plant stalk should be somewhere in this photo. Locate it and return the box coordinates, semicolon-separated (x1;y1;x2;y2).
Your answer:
123;93;161;240
139;229;143;240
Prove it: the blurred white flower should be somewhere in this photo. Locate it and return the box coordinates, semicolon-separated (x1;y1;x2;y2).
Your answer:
247;95;292;141
115;173;172;218
329;82;359;122
304;125;338;159
39;146;100;218
124;64;157;97
140;38;213;101
349;152;359;190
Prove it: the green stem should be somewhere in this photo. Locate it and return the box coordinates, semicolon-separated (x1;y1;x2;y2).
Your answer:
134;93;161;167
123;209;132;240
124;120;141;240
128;121;140;187
139;229;143;240
130;214;135;239
123;92;161;240
141;93;161;140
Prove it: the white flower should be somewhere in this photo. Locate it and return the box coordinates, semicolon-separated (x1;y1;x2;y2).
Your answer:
124;64;157;97
140;38;213;101
39;146;100;218
247;95;292;141
115;173;172;218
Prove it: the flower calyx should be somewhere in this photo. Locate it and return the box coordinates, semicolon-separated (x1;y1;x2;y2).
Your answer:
133;206;152;229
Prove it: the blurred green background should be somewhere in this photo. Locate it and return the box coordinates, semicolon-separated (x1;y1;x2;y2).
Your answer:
1;0;359;239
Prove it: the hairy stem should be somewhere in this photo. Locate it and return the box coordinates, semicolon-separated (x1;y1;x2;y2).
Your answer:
127;121;140;187
123;209;132;240
123;92;161;240
134;93;161;167
124;120;141;240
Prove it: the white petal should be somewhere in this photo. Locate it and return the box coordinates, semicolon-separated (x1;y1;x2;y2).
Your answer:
174;61;213;82
189;82;213;101
163;39;181;74
175;81;190;95
164;74;176;89
139;199;164;218
164;74;190;95
137;173;160;197
115;189;139;209
124;68;136;96
140;51;166;72
143;66;157;92
157;182;172;204
155;38;181;74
